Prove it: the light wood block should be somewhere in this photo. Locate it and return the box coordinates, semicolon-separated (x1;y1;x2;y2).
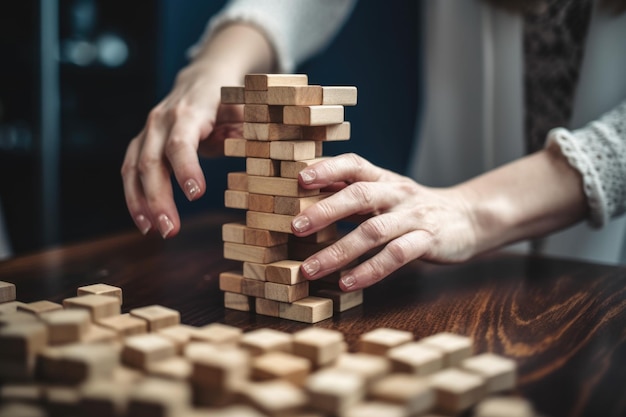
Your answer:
224;292;252;312
280;296;333;324
305;368;365;415
122;333;177;369
80;323;119;344
460;353;517;393
302;121;351;141
190;323;243;345
245;74;308;91
246;211;295;234
63;294;121;321
45;386;82;416
243;262;268;281
292;327;344;366
244;104;284;123
386;341;443;376
0;322;47;380
130;305;180;332
290;224;337;243
248;175;319;197
77;283;123;304
252;351;310;385
0;383;41;404
0;301;27;316
227;171;248;191
221;86;245;104
248;193;275;213
246;157;280;176
474;396;536;417
343;402;407;417
79;379;128;417
219;270;244;293
241;278;266;298
58;343;119;384
315;141;323;157
269;140;317;161
420;332;473;367
0;281;16;303
274;194;330;216
224;190;249;209
240;380;308;416
244;227;288;247
246;140;271;158
265;281;309;303
267;86;322;105
126;377;191;417
156;324;196;353
222;222;247;243
240;328;293;356
223;242;288;263
244;122;302;141
40;309;91;345
245;90;268;104
265;260;305;284
146;356;192;381
312;288;363;313
0;403;47;417
358;328;413;355
18;300;63;316
332;352;391;386
0;311;39;328
187;344;249;389
429;368;487;414
224;138;247;157
322;86;357;105
255;298;280;317
280;157;330;178
283;105;344;126
369;374;435;416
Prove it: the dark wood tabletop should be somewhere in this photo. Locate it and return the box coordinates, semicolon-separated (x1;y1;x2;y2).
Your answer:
1;211;625;417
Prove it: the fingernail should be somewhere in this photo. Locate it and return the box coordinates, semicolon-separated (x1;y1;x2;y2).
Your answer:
135;214;152;235
341;275;356;289
292;216;311;233
184;179;201;201
157;214;174;238
302;259;320;277
300;169;316;184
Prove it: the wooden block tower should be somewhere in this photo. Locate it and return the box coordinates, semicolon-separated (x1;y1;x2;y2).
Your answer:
220;74;363;323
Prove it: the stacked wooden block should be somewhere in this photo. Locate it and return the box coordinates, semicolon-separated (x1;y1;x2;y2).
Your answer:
220;74;363;323
0;280;536;417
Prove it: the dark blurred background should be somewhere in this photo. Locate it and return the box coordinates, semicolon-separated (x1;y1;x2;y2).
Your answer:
0;0;420;257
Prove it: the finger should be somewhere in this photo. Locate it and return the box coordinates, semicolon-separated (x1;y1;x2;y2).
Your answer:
121;134;153;235
298;153;393;189
339;229;432;291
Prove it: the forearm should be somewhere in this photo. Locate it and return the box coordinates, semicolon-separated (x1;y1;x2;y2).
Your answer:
456;142;588;255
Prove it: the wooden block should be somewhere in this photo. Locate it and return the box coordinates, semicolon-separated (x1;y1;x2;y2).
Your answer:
322;86;357;106
0;301;27;316
130;305;180;332
222;222;247;243
0;383;41;404
122;333;176;369
332;352;391;386
290;224;337;243
312;288;363;313
0;403;47;417
245;74;308;91
241;278;266;298
243;262;268;281
219;270;244;293
460;353;517;393
246;211;295;234
302;121;351;141
0;281;16;303
224;190;249;209
80;323;119;344
248;193;275;213
255;298;280;317
45;386;82;416
269;140;318;161
244;104;284;123
224;242;288;263
146;356;192;381
246;157;280;176
227;171;248;191
386;342;443;376
420;332;473;367
358;328;413;356
369;374;435;416
77;283;123;304
96;313;147;337
240;328;293;356
224;138;247;157
187;344;249;389
474;396;535;417
221;86;245;104
248;175;319;197
343;401;407;417
267;86;322;105
244;227;289;247
280;157;330;178
17;300;63;316
244;123;302;141
58;343;119;384
315;141;323;157
280;296;333;324
274;194;330;216
156;324;196;353
79;379;128;417
126;377;191;417
266;260;305;284
190;323;243;345
429;368;487;414
245;90;268;104
288;240;333;261
40;309;91;345
224;292;252;312
240;380;308;416
265;281;309;303
252;351;311;385
292;327;344;367
305;368;366;415
246;140;271;157
63;294;121;321
283;105;344;126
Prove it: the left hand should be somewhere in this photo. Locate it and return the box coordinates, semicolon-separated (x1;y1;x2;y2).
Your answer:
291;153;479;291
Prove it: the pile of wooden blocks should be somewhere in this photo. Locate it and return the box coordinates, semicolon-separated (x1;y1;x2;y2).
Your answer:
0;280;537;417
220;74;363;323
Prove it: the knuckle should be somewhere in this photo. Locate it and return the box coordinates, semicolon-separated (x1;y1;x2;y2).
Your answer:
348;182;373;205
164;134;187;156
137;154;161;176
363;257;387;282
146;107;165;126
386;237;412;265
360;217;389;244
326;242;350;264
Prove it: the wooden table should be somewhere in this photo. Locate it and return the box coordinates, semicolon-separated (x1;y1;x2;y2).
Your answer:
1;212;625;417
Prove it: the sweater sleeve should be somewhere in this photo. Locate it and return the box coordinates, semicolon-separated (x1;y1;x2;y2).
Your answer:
188;0;357;73
547;100;626;227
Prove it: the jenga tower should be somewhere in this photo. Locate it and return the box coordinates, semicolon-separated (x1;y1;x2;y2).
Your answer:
219;74;363;323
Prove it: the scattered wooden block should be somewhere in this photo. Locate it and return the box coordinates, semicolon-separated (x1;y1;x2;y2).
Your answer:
292;327;344;367
246;211;295;234
221;86;245;104
244;104;284;123
227;172;248;191
58;343;119;384
332;352;391;386
130;305;180;332
248;193;275;213
79;379;127;417
77;283;123;304
246;157;281;176
273;194;330;216
280;296;333;324
0;403;47;417
473;396;536;417
17;300;63;316
245;140;271;158
187;344;249;389
243;262;268;281
252;351;311;385
0;383;41;404
245;74;308;91
241;278;266;298
265;281;309;303
386;341;443;376
248;176;319;198
223;242;288;264
267;86;322;105
239;328;293;356
245;90;268;104
420;332;473;367
189;323;243;345
224;292;252;312
265;260;305;284
305;368;366;415
122;333;177;370
126;377;191;417
40;309;91;345
342;401;406;417
283;105;344;126
280;157;330;178
240;380;308;416
269;140;318;161
224;138;248;157
312;288;363;313
80;323;119;344
429;368;487;414
222;222;247;243
302;121;351;141
358;328;413;355
0;301;27;316
45;386;82;417
157;324;196;353
244;227;288;247
224;190;249;209
460;353;517;393
322;87;358;106
244;123;302;141
0;281;16;303
146;356;192;381
369;374;435;416
63;294;121;321
219;271;245;293
255;298;280;317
